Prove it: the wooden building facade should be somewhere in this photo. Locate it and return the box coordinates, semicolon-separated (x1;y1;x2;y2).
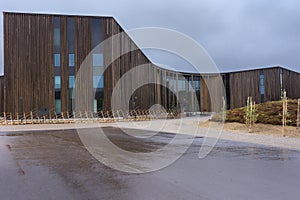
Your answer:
2;12;300;116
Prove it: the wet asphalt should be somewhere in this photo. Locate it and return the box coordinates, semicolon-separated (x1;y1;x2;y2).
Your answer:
0;127;300;200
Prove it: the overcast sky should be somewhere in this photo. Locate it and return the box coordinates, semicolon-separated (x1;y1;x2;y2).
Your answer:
1;0;300;74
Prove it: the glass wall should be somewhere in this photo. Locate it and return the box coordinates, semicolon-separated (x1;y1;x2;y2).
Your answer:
167;73;177;108
178;75;188;111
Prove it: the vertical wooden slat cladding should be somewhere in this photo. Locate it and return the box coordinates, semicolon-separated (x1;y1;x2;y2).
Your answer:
102;18;153;111
199;75;223;112
200;76;211;112
0;76;4;113
229;70;260;109
4;13;54;114
60;16;69;112
282;68;300;99
103;18;113;111
74;16;93;112
4;12;299;116
264;67;281;101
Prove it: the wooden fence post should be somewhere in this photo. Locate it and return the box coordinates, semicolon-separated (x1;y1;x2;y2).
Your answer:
30;111;34;124
4;112;7;125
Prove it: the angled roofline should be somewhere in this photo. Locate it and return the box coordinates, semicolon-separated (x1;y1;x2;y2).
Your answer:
220;65;299;74
3;11;114;19
3;12;299;76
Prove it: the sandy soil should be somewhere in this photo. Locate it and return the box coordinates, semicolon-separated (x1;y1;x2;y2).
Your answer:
199;121;300;138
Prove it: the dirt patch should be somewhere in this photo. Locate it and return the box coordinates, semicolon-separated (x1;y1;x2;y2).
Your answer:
199;121;300;138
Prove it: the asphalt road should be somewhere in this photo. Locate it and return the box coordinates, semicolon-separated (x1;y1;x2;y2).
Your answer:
0;127;300;200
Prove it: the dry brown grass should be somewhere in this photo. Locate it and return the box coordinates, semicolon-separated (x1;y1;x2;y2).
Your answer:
212;99;300;126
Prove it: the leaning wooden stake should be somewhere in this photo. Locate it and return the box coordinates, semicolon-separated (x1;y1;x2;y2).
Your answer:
30;111;33;124
245;97;257;133
282;90;288;136
222;96;226;123
3;112;7;125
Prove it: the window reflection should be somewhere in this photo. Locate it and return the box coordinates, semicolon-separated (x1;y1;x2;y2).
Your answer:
69;54;75;67
55;76;61;89
54;54;60;67
93;76;104;88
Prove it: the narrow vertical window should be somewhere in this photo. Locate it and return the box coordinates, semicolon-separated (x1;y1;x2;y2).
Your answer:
54;16;61;113
260;70;265;102
54;16;60;67
68;18;75;112
68;18;75;68
92;18;104;111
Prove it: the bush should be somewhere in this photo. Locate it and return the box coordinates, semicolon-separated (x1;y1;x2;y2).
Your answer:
212;100;299;126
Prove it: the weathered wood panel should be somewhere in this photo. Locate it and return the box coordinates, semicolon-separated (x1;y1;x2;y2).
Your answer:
264;67;281;102
73;16;93;112
4;13;54;114
229;70;260;109
282;68;300;99
5;12;294;116
0;76;4;113
200;76;211;112
60;16;69;113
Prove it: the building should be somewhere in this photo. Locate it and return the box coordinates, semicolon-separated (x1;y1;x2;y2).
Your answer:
1;12;300;118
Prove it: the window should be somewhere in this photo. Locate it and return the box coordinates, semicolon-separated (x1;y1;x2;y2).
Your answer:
69;76;75;88
55;76;61;89
193;77;200;91
92;18;103;50
92;54;104;67
68;18;75;54
69;54;75;67
54;54;60;67
68;18;75;112
94;100;98;112
260;70;265;102
55;99;61;113
93;76;104;88
54;17;60;54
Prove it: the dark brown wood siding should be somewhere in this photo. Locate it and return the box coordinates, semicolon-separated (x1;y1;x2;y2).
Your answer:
229;70;261;109
282;68;300;99
5;12;297;116
60;16;69;113
264;67;281;102
4;13;54;114
0;76;4;113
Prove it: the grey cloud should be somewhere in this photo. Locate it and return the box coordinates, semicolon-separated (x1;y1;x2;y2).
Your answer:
0;0;299;75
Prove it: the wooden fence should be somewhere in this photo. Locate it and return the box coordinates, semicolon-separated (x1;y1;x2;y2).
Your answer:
0;108;182;125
